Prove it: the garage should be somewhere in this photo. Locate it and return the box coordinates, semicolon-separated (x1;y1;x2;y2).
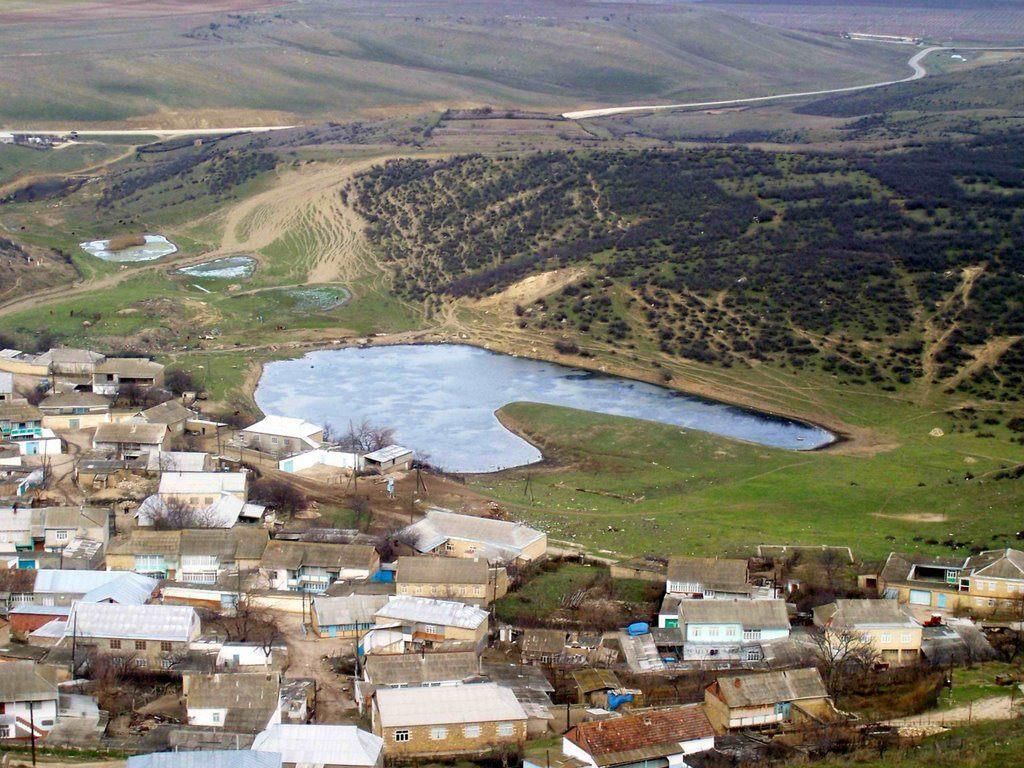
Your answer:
909;589;932;606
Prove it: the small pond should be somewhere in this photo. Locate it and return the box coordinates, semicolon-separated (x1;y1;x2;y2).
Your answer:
255;344;836;473
178;255;256;279
80;234;177;263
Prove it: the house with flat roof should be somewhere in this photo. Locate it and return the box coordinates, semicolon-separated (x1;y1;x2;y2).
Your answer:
52;601;201;668
93;421;167;460
372;683;527;759
813;599;923;667
395;556;507;605
239;416;323;457
0;660;59;741
106;528;269;582
397;509;546;564
38;392;111;431
260;540;379;593
362;445;413;474
368;596;489;653
185;672;282;733
704;668;838;731
252;723;383;768
563;704;714;768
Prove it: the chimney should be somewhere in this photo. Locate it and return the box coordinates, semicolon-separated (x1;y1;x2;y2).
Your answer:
733;678;742;688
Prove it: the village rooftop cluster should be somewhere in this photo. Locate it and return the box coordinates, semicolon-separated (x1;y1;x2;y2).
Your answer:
0;347;1022;768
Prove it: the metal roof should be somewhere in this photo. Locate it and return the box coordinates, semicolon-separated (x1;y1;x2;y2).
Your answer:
964;548;1024;581
813;599;920;629
129;751;282;768
374;595;488;630
242;416;322;440
251;724;383;767
159;471;247;495
94;421;167;445
34;570;157;605
363;444;412;463
0;371;13;393
676;599;790;631
66;601;199;642
396;556;489;585
312;594;390;627
363;650;480;686
374;683;526;728
712;668;828;708
400;509;544;560
0;660;59;703
149;451;210;472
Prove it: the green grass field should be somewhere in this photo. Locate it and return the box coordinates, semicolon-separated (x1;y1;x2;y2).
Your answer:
939;663;1023;710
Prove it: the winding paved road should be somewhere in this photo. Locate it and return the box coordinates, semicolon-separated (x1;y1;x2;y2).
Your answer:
561;45;1022;120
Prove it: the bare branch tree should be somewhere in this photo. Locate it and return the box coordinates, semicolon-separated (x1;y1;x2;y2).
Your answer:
148;496;220;530
810;625;881;698
335;419;395;453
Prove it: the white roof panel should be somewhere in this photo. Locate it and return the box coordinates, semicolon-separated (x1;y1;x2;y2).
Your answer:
374;683;526;728
374;595;488;630
67;601;199;642
251;724;382;768
243;416;322;441
159;471;246;495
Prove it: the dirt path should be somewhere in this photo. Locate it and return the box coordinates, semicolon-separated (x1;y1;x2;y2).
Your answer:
884;693;1022;733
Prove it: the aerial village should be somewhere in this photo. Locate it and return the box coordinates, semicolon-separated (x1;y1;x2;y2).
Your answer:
0;346;1022;768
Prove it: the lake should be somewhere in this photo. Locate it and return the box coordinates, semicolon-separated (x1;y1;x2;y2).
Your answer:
254;344;836;473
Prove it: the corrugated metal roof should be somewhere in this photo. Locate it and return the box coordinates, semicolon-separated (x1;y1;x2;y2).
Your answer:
313;594;390;627
396;556;489;585
66;601;199;642
374;596;488;630
34;570;157;605
374;683;526;728
129;750;281;768
677;599;790;631
363;444;412;463
0;660;59;703
242;416;322;440
363;650;480;686
251;724;382;767
400;509;544;559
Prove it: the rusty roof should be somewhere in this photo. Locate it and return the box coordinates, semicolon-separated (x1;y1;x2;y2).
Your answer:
566;705;714;766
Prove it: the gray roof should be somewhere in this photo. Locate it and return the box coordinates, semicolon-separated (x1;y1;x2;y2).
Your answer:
187;672;280;731
139;400;194;424
712;668;828;708
400;509;544;560
95;357;163;378
0;371;13;393
0;660;59;703
66;601;199;642
34;570;156;604
312;594;390;627
677;599;790;631
0;400;43;423
374;682;526;728
363;444;412;463
667;557;749;592
964;548;1024;581
39;392;111;410
251;724;382;768
94;421;167;445
363;650;480;686
396;556;489;585
129;751;282;768
261;540;377;571
374;596;488;630
814;599;920;629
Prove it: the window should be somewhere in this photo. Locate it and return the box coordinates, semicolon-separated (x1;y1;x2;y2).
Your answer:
55;530;68;541
497;723;515;737
161;659;175;669
161;641;173;652
463;725;481;738
134;658;148;668
212;712;221;723
109;639;121;649
135;640;147;651
901;633;913;644
0;725;10;739
430;727;448;740
394;730;410;742
880;633;892;644
422;624;439;635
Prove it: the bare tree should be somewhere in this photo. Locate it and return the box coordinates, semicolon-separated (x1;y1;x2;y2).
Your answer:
818;548;845;591
336;419;395;453
149;497;220;530
810;625;881;698
250;477;307;518
218;596;283;658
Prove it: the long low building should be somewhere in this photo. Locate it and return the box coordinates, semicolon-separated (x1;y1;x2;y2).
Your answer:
369;596;490;653
397;509;546;564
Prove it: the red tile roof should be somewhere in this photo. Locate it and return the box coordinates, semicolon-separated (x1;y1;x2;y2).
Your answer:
566;705;714;767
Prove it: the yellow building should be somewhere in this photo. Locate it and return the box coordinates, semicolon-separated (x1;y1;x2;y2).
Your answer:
395;556;508;605
813;599;923;666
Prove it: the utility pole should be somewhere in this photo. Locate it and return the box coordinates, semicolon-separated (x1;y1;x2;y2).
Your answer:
28;700;36;767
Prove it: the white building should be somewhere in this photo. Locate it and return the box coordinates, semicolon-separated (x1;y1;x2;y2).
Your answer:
0;661;59;740
252;723;384;768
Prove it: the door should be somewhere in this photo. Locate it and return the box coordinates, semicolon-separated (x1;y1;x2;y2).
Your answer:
283;460;294;472
69;418;80;429
909;589;931;606
328;626;337;638
936;593;948;609
25;442;38;456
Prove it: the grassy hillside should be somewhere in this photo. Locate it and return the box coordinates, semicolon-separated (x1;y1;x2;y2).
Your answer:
0;0;910;126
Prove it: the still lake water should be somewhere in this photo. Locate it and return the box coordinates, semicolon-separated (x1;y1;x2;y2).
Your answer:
255;344;835;473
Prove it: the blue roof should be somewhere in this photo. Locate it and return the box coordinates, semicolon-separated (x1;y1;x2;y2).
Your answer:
128;752;282;768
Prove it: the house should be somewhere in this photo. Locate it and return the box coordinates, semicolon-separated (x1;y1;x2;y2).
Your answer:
397;509;547;564
260;540;380;593
663;599;791;661
356;651;481;713
365;596;489;654
136;400;195;435
704;668;837;731
106;528;269;582
239;416;324;456
0;506;110;567
0;400;43;441
563;704;715;768
813;599;923;666
25;569;157;607
666;557;772;600
53;601;201;668
879;548;1024;616
185;672;282;733
311;594;390;638
37;348;105;390
961;548;1024;614
91;357;164;396
372;683;527;759
38;392;111;431
395;556;508;605
0;661;59;740
520;629;572;665
571;669;632;709
9;605;71;638
137;471;251;528
129;751;283;768
151;451;215;473
0;349;49;378
362;445;414;474
252;723;384;768
0;371;14;402
93;422;167;460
